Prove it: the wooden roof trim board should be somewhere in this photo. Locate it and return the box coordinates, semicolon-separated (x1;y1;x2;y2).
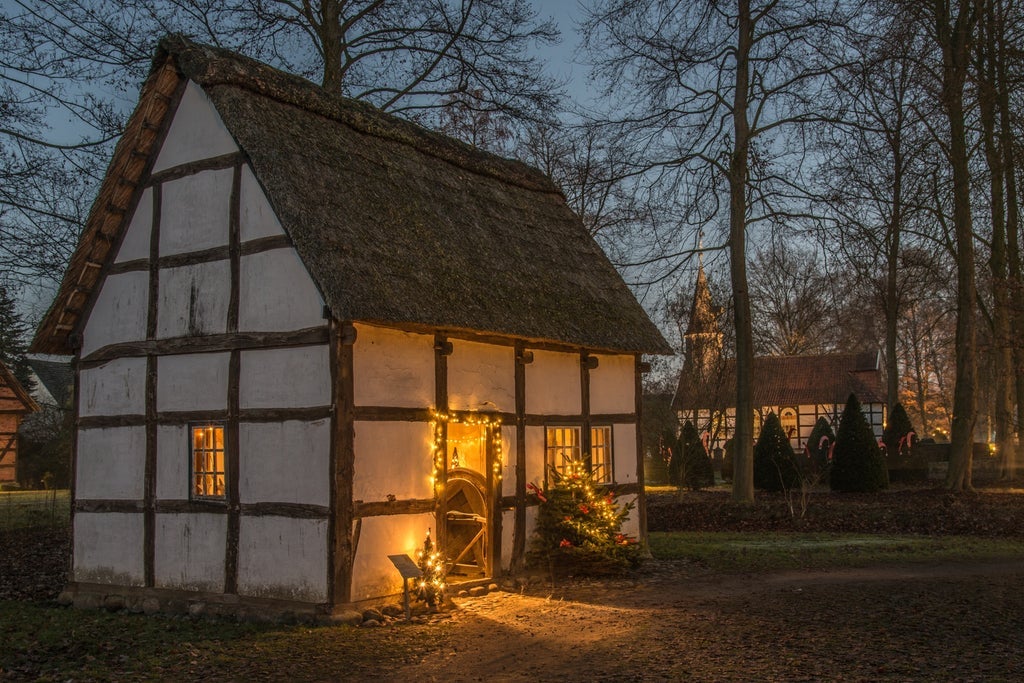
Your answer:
32;59;183;354
0;360;40;413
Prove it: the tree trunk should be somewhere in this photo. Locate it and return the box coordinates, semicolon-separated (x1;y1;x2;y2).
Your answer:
997;0;1021;481
318;0;344;92
885;162;903;411
936;0;979;492
730;0;755;504
977;0;1014;480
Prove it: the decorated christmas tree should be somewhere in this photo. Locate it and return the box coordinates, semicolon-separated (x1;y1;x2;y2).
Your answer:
414;529;446;607
529;458;642;574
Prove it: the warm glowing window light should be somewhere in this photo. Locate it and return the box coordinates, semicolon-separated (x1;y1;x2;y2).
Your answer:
546;426;614;484
191;423;226;500
429;411;503;495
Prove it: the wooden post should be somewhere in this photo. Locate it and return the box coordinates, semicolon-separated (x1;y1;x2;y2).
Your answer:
434;334;450;554
635;355;648;544
331;322;356;606
511;342;527;570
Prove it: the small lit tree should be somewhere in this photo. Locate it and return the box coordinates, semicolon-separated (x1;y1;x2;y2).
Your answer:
415;529;446;607
529;458;642;574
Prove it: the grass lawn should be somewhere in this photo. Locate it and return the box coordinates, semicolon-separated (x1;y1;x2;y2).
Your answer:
649;530;1024;572
0;489;69;530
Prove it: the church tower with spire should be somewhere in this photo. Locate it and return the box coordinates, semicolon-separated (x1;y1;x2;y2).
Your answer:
683;262;723;378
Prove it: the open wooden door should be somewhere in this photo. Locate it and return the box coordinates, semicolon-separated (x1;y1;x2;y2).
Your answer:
440;419;498;581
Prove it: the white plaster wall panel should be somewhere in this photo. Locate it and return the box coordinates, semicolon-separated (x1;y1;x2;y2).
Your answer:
239;248;324;332
447;341;515;413
523;505;538;544
238;516;327;603
79;357;147;417
589;354;636;415
73;512;144;586
501;508;515;571
619;496;640;538
350;513;434;601
159;168;233;256
240;345;331;409
152;81;238;173
80;271;149;356
76;427;146;500
613;424;638;484
155;425;189;500
352;325;434;408
154;512;225;592
156;261;230;338
500;426;516;497
239;165;286;241
525;426;546;487
525;350;581;415
157;352;229;412
239;419;330;506
115;187;152;263
352;421;433;502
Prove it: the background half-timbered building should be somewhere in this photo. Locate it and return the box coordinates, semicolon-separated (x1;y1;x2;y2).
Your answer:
673;265;886;452
0;360;39;484
32;37;670;616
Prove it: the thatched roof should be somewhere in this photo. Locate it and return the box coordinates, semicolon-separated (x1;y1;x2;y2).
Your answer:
28;358;74;407
33;36;670;356
674;351;885;412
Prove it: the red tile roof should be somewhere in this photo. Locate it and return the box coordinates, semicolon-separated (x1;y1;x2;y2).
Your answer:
674;351;885;411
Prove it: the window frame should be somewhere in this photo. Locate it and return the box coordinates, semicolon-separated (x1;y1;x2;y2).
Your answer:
189;422;227;502
544;424;615;486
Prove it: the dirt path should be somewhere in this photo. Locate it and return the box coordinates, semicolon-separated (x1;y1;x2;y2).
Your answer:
393;560;1024;682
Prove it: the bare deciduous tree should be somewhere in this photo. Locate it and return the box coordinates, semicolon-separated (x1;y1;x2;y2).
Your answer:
582;0;852;503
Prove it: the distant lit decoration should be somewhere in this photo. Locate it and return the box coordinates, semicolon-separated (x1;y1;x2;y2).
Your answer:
450;447;460;470
415;528;446;607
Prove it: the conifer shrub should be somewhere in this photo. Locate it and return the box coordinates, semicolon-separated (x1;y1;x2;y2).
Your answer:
883;402;916;457
831;393;889;492
669;421;715;490
529;459;642;575
883;402;923;482
805;416;836;477
753;412;801;491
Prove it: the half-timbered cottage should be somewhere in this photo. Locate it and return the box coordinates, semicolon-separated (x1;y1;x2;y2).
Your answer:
0;360;39;484
32;37;670;617
673;265;886;452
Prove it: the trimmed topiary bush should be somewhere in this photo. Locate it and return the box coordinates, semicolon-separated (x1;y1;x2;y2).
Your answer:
669;421;714;490
883;402;916;457
831;393;889;492
753;412;800;491
805;416;835;477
